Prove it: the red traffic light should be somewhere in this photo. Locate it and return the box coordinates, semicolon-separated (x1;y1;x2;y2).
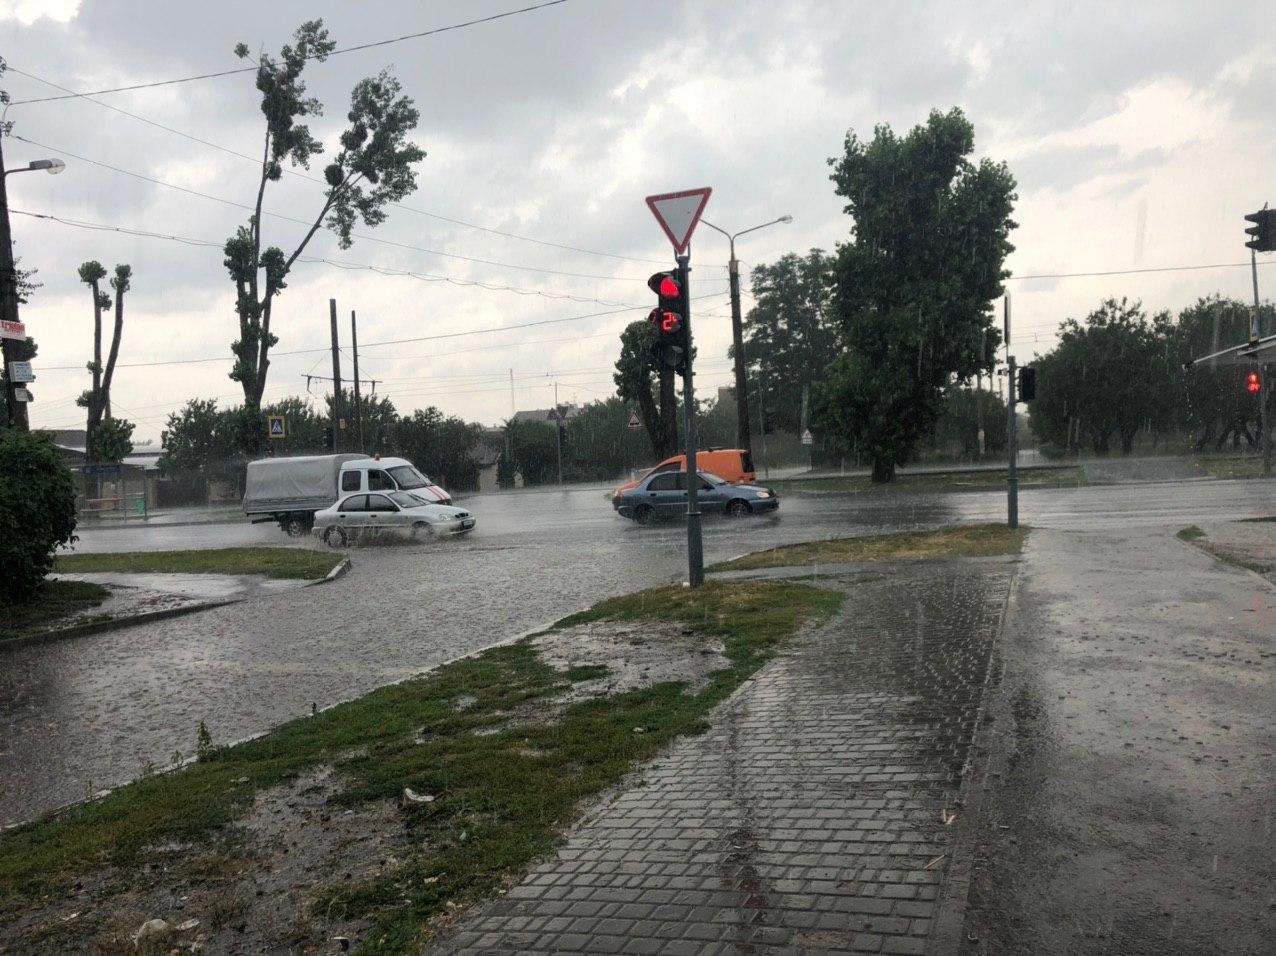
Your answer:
647;271;681;299
648;308;682;334
1246;372;1261;394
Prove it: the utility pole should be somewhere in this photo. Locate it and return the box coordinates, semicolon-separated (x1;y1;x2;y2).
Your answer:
350;310;364;453
554;380;563;486
329;299;342;452
0;138;28;431
1005;296;1018;529
1249;247;1272;476
680;253;704;586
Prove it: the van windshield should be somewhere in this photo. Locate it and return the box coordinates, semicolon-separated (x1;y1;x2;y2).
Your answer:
387;465;430;489
390;491;429;508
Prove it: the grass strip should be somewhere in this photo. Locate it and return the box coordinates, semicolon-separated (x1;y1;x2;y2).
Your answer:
1178;526;1274;576
710;522;1027;572
1196;456;1267;480
0;580;111;643
0;579;841;954
54;546;341;580
771;465;1084;496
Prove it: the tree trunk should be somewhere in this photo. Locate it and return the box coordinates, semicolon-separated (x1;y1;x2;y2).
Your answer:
101;283;126;420
871;458;895;483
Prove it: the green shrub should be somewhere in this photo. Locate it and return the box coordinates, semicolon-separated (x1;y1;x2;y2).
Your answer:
0;430;78;604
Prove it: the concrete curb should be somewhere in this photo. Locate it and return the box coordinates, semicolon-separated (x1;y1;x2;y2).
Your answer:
0;598;243;653
3;558;350;654
926;554;1024;956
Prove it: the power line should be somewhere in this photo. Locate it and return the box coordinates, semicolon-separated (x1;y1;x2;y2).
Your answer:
8;135;648;282
7;1;572;105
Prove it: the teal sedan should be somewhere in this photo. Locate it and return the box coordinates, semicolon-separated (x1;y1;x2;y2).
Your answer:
612;471;779;524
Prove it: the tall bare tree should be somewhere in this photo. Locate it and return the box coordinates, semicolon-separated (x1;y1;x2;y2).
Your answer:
225;19;426;422
76;262;130;460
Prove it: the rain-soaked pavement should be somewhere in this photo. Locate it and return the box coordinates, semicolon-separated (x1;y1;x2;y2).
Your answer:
2;477;1272;828
956;524;1276;955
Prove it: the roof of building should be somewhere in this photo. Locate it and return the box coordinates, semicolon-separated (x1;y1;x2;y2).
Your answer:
511;404;583;425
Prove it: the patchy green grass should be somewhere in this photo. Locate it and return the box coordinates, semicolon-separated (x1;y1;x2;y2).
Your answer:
772;465;1085;496
54;547;341;580
1177;526;1206;541
710;522;1028;572
1196;456;1269;480
0;580;110;643
0;579;841;954
1178;526;1274;577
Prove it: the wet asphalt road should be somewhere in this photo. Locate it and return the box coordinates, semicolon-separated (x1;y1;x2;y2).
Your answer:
2;478;1273;828
956;524;1275;956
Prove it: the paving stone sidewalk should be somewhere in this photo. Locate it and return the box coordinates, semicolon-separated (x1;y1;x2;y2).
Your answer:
432;559;1016;955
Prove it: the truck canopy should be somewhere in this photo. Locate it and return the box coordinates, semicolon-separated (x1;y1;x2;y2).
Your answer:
242;454;368;514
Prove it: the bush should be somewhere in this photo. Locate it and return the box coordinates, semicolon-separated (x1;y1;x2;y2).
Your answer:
0;430;78;603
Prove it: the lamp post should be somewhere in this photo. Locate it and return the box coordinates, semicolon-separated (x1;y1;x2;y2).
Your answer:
699;215;792;457
1;142;66;431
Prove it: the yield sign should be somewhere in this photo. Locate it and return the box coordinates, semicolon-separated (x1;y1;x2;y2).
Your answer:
626;410;642;430
646;187;712;255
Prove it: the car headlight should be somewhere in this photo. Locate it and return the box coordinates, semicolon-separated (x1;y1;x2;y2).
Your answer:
754;491;772;499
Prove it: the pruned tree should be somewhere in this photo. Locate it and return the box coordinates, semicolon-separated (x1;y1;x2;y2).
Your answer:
225;19;426;422
76;261;130;461
613;321;678;459
813;108;1016;482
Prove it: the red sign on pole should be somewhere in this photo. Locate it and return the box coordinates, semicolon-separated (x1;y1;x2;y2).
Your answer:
646;188;712;255
0;319;27;341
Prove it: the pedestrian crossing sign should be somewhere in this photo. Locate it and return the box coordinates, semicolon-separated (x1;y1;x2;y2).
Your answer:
268;415;287;439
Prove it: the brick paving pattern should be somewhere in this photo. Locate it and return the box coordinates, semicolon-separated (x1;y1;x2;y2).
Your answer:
433;560;1014;954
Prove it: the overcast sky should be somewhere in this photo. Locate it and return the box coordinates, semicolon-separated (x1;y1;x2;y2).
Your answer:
2;0;1273;443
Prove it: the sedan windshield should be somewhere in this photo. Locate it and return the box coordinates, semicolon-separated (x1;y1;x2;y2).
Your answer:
390;491;429;509
387;465;429;490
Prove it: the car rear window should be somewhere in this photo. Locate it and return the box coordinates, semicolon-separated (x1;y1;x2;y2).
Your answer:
742;451;754;474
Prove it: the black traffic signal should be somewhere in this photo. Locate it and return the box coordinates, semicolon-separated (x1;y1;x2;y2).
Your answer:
323;424;334;449
647;271;686;373
1244;208;1276;253
1017;366;1036;403
1246;371;1261;394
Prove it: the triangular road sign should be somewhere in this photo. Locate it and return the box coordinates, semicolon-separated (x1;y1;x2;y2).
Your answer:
626;410;642;430
646;188;712;255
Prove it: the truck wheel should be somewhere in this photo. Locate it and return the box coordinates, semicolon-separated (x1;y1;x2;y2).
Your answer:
283;514;310;537
324;526;349;549
635;505;655;526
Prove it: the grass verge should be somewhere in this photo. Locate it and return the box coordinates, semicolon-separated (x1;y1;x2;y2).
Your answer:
1177;526;1205;541
0;579;841;953
1196;456;1268;480
54;546;341;580
0;580;111;644
1177;526;1274;577
709;522;1027;572
771;465;1084;496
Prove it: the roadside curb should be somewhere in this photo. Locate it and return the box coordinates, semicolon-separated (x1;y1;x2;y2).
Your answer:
305;555;352;586
0;598;243;653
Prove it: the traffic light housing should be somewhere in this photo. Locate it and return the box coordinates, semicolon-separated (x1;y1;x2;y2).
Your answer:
1017;366;1036;403
1246;371;1261;394
1244;208;1276;253
647;270;686;373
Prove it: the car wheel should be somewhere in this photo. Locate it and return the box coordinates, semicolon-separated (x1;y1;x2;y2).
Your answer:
324;526;349;549
726;499;751;518
411;521;435;541
635;504;655;526
283;514;309;537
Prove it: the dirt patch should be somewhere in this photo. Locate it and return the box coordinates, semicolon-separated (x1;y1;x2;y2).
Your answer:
534;620;728;703
1191;520;1276;583
7;768;409;954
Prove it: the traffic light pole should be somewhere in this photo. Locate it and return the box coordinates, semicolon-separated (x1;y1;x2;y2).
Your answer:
680;253;704;587
1007;354;1019;530
1250;248;1272;477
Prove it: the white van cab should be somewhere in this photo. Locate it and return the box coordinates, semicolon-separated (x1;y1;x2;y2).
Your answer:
337;457;452;505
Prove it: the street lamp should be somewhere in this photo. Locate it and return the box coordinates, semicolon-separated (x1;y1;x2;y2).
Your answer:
1;148;67;431
699;215;793;457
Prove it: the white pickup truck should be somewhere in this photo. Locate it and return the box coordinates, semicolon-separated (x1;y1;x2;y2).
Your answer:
242;454;452;536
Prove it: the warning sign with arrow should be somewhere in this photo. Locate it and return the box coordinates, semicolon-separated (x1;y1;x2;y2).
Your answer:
268;415;287;439
645;188;712;255
626;411;642;430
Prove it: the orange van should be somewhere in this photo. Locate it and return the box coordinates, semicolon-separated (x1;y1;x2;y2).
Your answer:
613;448;756;497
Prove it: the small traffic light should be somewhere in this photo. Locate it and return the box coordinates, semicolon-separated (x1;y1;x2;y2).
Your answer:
1244;208;1276;253
1017;366;1036;403
323;424;334;448
647;270;686;373
1246;371;1261;394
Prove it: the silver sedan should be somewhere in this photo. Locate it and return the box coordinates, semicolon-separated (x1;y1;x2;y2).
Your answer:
313;491;476;547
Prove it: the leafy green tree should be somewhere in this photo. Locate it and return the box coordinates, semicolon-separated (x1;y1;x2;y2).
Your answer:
1027;299;1171;455
814;108;1016;482
261;395;327;453
0;430;77;603
325;389;398;453
559;397;654;480
14;258;40;304
75;262;131;460
225;20;426;418
502;418;559;486
614;321;678;459
159;399;252;481
394;407;483;490
927;385;1007;458
741;250;839;434
93;416;135;463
